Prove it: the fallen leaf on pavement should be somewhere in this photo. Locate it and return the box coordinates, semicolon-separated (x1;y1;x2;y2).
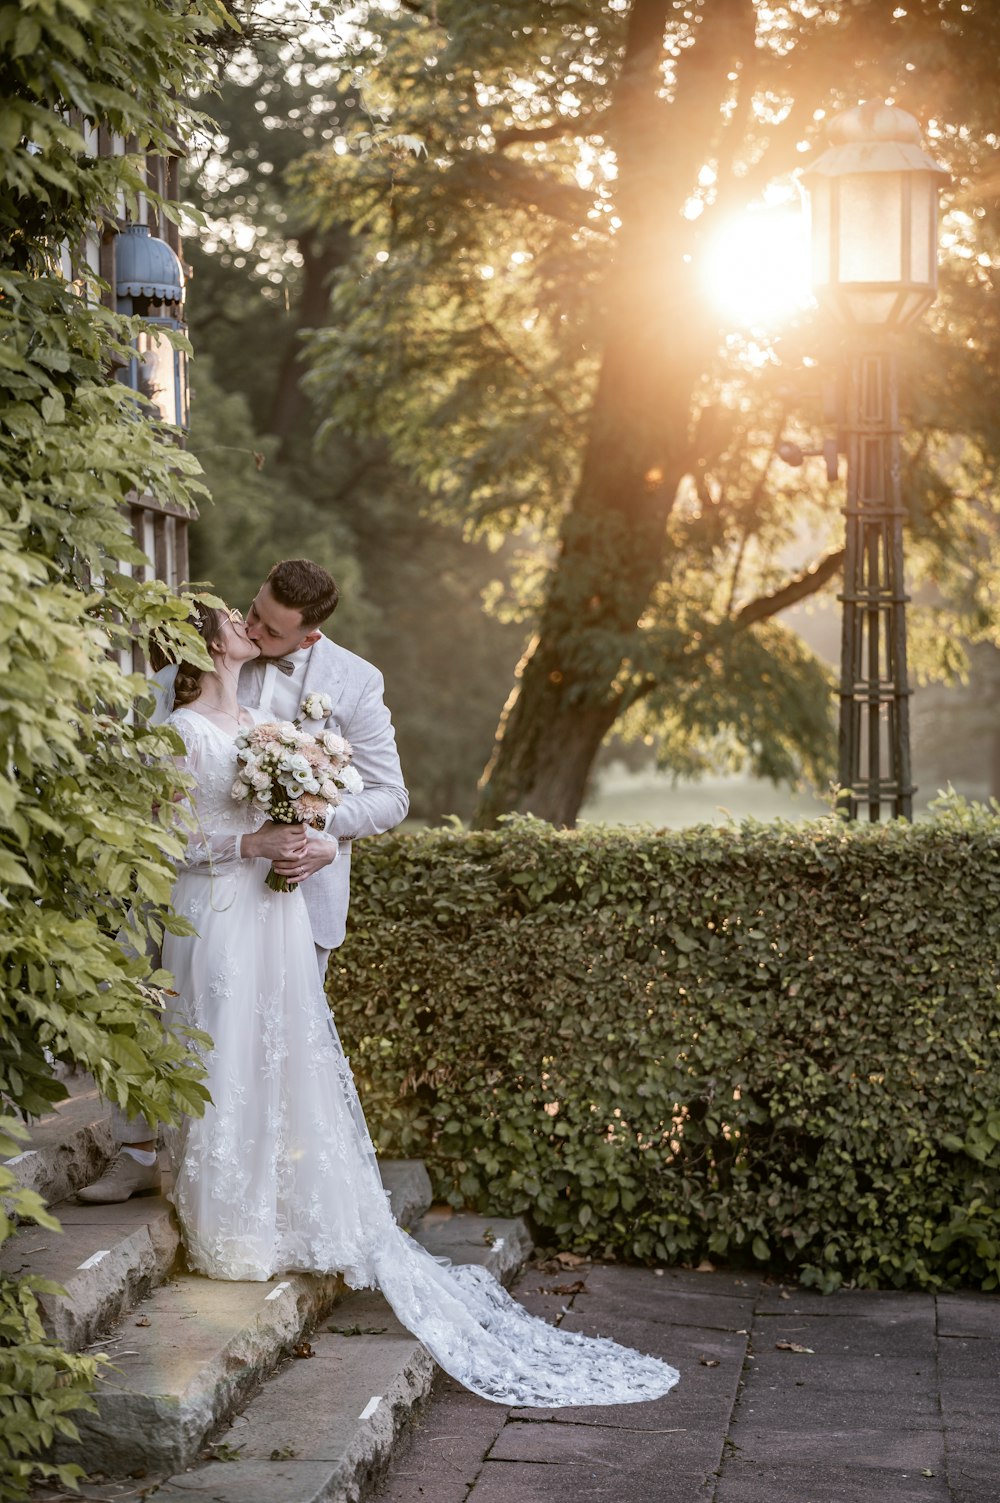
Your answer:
695;1259;716;1272
292;1341;314;1358
135;1316;151;1327
775;1340;814;1354
538;1280;587;1296
554;1251;589;1268
699;1357;720;1368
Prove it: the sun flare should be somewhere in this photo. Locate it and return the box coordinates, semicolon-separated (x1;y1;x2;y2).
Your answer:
699;202;812;329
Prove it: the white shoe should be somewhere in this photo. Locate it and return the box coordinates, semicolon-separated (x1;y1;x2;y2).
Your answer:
77;1151;161;1204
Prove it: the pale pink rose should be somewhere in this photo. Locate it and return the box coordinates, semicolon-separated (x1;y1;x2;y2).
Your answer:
298;793;331;823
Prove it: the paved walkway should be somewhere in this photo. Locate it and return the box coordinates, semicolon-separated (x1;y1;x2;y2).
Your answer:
373;1260;1000;1503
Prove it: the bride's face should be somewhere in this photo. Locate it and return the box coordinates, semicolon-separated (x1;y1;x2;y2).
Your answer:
220;608;260;666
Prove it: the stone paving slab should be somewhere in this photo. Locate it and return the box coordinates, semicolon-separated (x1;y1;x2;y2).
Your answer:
468;1457;714;1503
935;1291;1000;1339
556;1265;758;1337
374;1267;1000;1503
713;1456;950;1503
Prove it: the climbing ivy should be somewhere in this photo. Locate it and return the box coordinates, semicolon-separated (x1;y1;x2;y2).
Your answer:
0;0;230;1494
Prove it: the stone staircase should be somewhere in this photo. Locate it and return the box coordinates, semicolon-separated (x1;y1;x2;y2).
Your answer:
2;1083;532;1501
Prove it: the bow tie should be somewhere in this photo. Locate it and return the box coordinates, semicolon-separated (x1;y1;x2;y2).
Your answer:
262;657;296;676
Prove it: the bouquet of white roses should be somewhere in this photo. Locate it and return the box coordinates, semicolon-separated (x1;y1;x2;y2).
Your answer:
230;697;363;891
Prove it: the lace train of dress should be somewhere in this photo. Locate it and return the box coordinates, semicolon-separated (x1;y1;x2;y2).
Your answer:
162;708;679;1407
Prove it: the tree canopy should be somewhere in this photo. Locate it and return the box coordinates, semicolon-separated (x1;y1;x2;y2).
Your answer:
297;0;1000;824
182;28;526;820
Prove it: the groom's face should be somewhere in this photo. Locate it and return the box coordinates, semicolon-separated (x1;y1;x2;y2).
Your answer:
246;583;322;659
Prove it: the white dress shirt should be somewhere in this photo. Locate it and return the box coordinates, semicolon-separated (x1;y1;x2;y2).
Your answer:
255;644;313;723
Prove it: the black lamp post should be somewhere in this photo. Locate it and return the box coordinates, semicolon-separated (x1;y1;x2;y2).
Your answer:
800;103;949;820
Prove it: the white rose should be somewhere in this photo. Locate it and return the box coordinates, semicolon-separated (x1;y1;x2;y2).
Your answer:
231;779;251;801
338;764;364;796
322;731;348;757
320;779;339;801
257;789;272;807
301;692;332;721
250;770;270;791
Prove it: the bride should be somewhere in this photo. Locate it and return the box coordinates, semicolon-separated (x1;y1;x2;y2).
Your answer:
160;602;679;1408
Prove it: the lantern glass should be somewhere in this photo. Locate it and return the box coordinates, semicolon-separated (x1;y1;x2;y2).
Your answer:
908;173;936;284
808;175;831;285
801;103;948;331
838;174;902;283
117;322;189;431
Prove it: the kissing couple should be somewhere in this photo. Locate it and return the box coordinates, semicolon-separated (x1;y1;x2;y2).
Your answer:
81;557;678;1408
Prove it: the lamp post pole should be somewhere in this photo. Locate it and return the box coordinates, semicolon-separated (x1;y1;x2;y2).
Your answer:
801;102;949;820
839;341;912;819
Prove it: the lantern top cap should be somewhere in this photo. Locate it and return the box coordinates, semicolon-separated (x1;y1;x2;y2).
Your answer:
116;221;185;303
828;101;923;146
801;100;950;186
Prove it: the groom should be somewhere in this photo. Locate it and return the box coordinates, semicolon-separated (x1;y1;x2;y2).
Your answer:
78;558;408;1203
241;558;408;971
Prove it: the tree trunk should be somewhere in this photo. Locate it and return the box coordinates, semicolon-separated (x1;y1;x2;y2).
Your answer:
474;0;752;827
268;226;353;451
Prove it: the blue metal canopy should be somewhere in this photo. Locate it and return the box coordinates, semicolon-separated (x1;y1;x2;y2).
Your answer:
115;222;185;303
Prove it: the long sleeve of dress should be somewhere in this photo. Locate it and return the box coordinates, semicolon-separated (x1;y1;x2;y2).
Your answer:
170;711;259;872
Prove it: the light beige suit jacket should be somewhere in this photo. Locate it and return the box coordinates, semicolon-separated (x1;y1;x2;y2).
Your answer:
238;634;408;949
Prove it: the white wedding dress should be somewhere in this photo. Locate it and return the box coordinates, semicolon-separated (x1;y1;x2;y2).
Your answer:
162;707;679;1407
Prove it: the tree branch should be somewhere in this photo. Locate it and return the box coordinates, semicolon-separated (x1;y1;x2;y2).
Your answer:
450;153;602;229
494;114;609;150
734;548;845;629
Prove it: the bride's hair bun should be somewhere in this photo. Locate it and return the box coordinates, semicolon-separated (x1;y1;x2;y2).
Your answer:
171;603;227;707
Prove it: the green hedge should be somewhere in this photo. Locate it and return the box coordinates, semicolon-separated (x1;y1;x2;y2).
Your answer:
332;800;1000;1292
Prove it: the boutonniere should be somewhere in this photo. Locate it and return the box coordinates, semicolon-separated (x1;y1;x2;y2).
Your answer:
300;692;333;721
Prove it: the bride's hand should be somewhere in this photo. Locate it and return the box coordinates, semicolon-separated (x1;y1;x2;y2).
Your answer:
241;821;309;862
271;827;339;883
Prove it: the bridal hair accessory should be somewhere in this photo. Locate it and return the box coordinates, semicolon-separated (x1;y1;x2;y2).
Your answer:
231;718;362;891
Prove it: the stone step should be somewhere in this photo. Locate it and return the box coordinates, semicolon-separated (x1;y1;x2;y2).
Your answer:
0;1190;179;1352
107;1212;533;1503
3;1080;114;1208
2;1151;431;1361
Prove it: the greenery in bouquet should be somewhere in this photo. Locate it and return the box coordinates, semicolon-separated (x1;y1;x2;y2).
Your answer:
231;704;361;891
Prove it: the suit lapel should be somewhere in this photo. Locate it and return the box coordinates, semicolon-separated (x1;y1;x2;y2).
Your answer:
301;634;349;731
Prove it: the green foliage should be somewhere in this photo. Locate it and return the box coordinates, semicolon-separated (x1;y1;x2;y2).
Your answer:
0;1122;100;1502
334;799;1000;1291
300;1;1000;822
183;33;526;821
0;0;229;1493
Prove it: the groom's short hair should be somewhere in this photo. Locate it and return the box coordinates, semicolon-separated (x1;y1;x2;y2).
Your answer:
267;559;340;627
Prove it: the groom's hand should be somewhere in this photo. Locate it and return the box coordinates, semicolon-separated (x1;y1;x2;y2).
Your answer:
271;827;338;883
241;822;309;862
